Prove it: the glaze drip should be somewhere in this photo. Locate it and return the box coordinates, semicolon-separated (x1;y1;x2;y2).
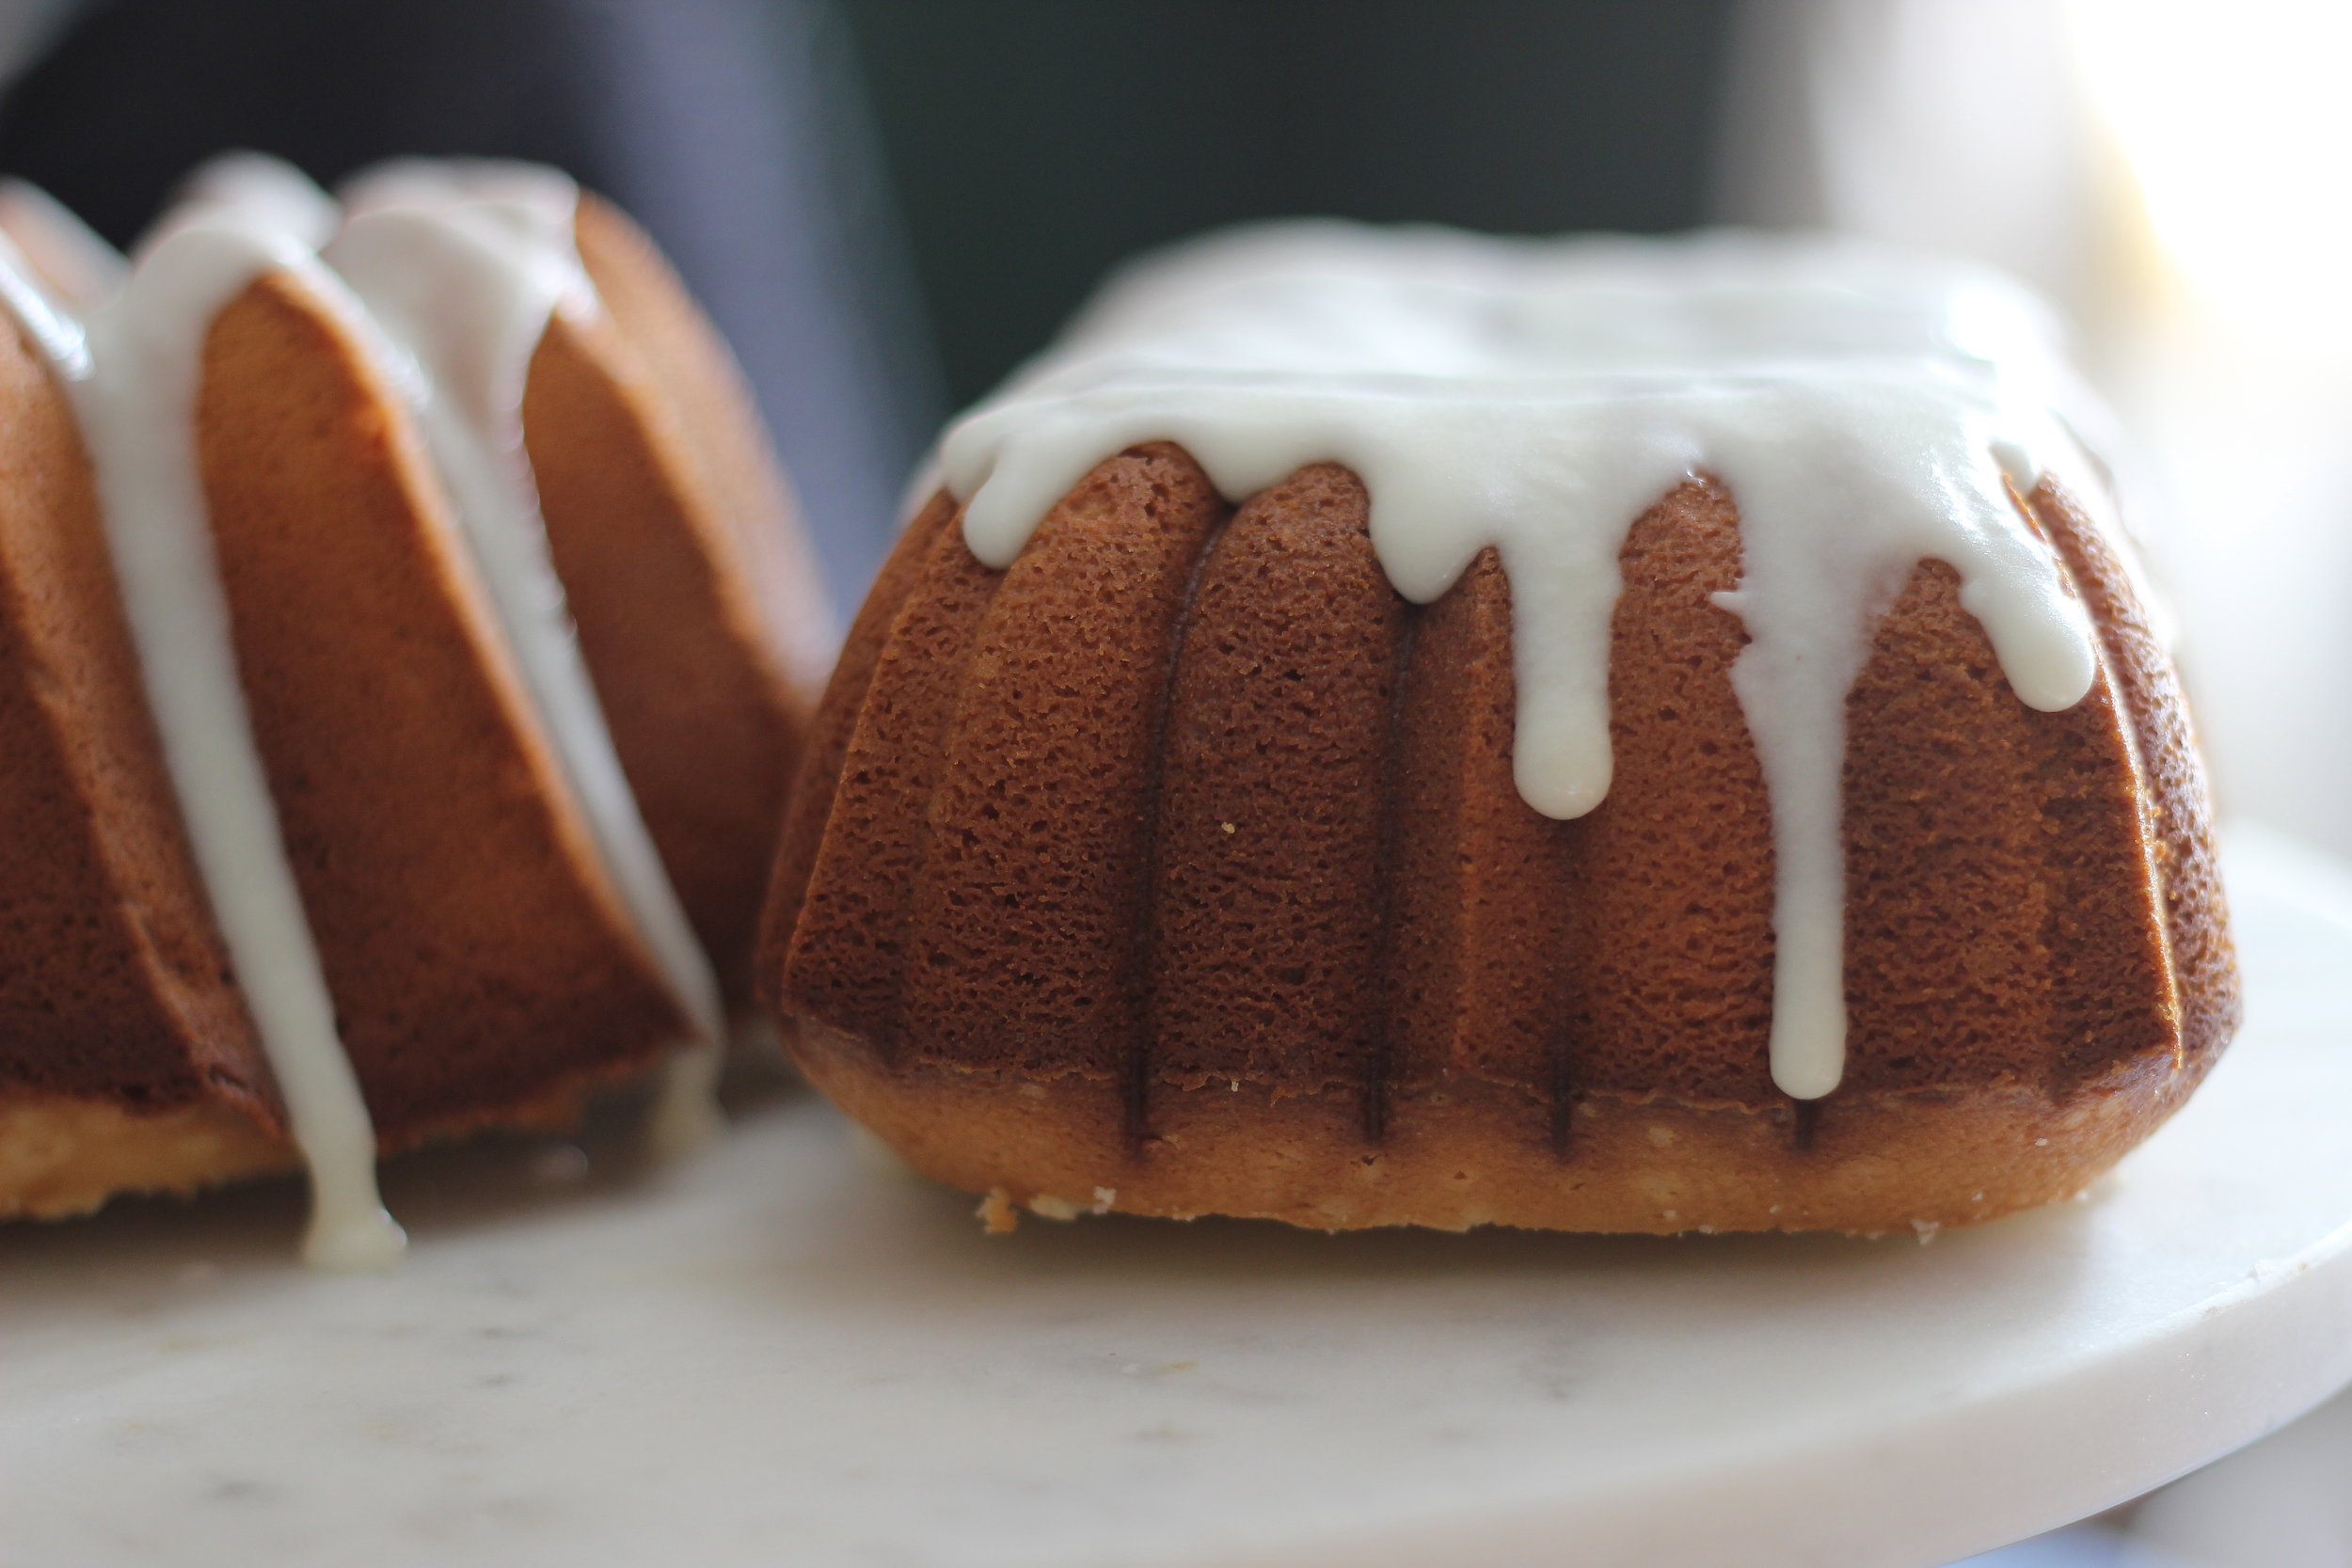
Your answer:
940;223;2108;1101
63;205;406;1269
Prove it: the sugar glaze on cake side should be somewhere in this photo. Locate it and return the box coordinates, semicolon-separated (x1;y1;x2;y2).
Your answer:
946;225;2110;1103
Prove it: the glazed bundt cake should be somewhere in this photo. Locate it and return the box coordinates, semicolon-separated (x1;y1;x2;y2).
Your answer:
764;224;2237;1237
0;154;828;1264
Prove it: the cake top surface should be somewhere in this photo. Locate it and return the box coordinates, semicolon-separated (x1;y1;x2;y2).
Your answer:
941;221;2106;791
1041;222;2074;390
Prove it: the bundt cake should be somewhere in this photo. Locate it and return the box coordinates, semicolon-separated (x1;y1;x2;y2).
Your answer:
0;153;828;1264
764;223;2237;1237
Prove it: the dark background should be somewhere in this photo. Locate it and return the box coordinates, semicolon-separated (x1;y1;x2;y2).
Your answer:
0;0;1738;594
837;0;1735;404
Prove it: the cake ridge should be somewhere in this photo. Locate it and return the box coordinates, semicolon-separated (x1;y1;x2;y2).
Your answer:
317;164;725;1148
759;489;956;975
0;229;272;1129
783;496;1008;1060
2030;485;2234;1071
894;446;1226;1090
532;195;834;1006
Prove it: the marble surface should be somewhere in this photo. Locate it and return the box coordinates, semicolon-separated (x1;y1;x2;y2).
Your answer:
2128;1370;2352;1565
8;827;2352;1568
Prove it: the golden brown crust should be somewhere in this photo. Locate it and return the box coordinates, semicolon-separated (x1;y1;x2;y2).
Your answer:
2032;487;2239;1072
0;1093;294;1220
756;489;958;993
0;1053;668;1220
566;196;834;695
771;449;2238;1234
199;272;688;1143
793;1021;2204;1235
0;280;280;1124
1142;464;1403;1112
526;196;829;999
853;445;1230;1083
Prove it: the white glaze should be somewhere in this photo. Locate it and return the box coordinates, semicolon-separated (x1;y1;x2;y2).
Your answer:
0;178;126;311
324;158;726;1148
341;156;580;236
173;150;339;252
0;226;89;375
943;223;2106;1101
66;203;404;1270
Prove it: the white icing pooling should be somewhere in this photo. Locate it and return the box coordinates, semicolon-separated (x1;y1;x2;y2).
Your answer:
66;205;404;1270
320;160;726;1148
942;223;2107;1101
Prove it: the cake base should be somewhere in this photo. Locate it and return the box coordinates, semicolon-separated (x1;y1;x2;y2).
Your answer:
792;1024;2204;1237
0;1053;668;1222
0;1094;293;1218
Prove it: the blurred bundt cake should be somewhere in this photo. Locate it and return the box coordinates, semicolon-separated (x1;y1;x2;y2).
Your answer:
0;154;829;1264
764;224;2236;1237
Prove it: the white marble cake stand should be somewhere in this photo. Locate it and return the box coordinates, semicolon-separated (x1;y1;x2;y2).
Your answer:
8;827;2352;1568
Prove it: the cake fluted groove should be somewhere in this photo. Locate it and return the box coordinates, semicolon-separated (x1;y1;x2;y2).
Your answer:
1140;463;1400;1141
1362;598;1422;1148
1383;545;1570;1151
1123;484;1232;1148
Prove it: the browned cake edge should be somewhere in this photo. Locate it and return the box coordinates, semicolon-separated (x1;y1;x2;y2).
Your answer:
0;1051;668;1222
0;1093;294;1219
792;1021;2206;1235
